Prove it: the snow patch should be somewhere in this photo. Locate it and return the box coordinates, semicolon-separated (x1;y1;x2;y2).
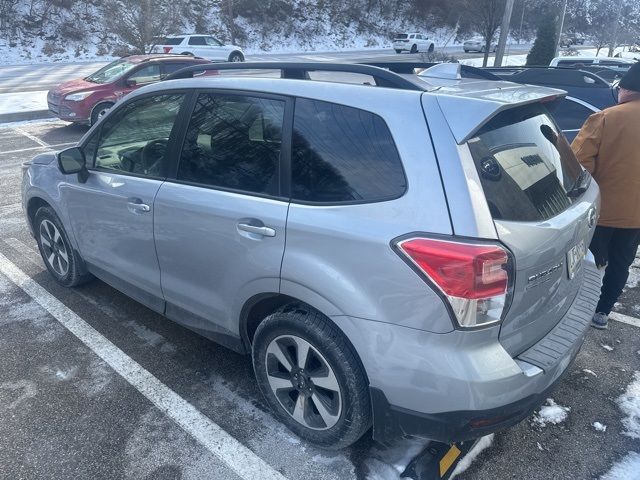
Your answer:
593;422;607;432
617;371;640;439
583;369;598;377
601;344;614;352
599;452;640;480
0;91;48;115
450;434;494;479
364;437;430;479
532;398;570;427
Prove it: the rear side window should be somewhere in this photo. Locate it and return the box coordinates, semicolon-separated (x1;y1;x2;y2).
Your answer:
291;99;406;203
546;98;595;131
396;34;408;39
177;93;285;196
188;36;206;46
467;104;583;222
163;37;184;45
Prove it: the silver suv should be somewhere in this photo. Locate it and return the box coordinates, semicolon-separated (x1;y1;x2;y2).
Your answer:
22;62;600;450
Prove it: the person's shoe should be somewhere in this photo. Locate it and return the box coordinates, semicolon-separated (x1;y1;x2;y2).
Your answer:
591;312;609;330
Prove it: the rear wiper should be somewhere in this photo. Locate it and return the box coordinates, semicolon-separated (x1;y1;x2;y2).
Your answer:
566;169;591;198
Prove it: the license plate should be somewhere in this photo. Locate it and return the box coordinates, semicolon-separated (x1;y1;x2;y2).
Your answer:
567;240;586;279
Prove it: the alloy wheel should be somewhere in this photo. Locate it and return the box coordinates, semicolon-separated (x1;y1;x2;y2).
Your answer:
265;335;342;431
39;219;69;276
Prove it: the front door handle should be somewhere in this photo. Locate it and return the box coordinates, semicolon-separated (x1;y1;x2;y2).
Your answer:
237;223;276;237
127;199;150;213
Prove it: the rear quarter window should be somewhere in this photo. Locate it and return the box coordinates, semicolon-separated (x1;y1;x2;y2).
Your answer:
291;99;406;203
467;104;584;222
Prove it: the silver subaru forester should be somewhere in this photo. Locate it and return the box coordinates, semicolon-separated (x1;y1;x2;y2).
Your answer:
22;63;600;449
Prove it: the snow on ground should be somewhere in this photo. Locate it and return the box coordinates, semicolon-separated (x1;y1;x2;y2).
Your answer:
583;369;598;377
532;398;570;427
0;91;48;114
618;371;640;439
449;435;495;479
599;452;640;480
593;422;607;432
364;437;430;480
602;344;614;352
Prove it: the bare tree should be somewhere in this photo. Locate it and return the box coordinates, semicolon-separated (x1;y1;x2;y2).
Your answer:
464;0;506;66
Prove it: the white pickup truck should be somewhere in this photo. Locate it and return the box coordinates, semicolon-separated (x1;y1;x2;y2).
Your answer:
152;34;245;62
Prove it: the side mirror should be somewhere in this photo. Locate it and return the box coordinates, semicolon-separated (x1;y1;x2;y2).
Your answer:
125;78;137;87
58;147;89;182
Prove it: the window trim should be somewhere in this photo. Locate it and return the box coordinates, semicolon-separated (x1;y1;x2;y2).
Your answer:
165;88;294;202
288;97;408;207
79;89;191;181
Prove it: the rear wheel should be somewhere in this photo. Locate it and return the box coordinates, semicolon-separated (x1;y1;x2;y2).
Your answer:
90;102;113;126
228;51;244;62
252;306;371;450
410;44;418;54
180;51;193;56
428;43;435;53
395;49;402;54
481;45;486;53
34;206;92;288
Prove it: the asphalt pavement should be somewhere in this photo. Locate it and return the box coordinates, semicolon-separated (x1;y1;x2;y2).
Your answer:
0;118;638;479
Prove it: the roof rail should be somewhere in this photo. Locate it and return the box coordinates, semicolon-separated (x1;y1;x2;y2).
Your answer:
358;61;501;80
165;62;424;91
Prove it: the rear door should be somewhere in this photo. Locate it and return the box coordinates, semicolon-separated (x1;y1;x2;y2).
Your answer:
154;91;290;339
465;104;598;355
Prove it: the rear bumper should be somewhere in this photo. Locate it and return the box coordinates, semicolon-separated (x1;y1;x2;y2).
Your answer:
350;261;600;445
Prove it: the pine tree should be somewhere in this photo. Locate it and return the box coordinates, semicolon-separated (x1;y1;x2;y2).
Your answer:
526;12;557;66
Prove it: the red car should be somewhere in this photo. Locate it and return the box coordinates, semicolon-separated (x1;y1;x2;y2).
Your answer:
47;55;211;126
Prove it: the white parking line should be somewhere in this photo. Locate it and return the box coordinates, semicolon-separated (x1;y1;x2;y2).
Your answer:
13;126;50;148
610;312;640;328
0;252;287;480
0;142;76;155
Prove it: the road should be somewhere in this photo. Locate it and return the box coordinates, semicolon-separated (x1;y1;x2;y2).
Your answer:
0;120;638;480
0;44;539;95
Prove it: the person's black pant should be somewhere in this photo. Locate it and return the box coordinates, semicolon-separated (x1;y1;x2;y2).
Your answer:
589;226;640;315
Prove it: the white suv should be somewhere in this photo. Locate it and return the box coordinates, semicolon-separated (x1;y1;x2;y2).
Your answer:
393;33;435;54
153;34;245;62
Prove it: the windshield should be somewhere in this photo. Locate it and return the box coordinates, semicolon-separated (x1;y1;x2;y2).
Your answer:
467;104;584;222
86;59;136;84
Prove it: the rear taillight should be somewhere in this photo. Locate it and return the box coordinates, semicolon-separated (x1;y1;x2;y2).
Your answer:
163;46;173;54
396;238;512;328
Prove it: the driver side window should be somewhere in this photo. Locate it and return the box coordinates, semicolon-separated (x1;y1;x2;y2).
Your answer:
94;94;184;177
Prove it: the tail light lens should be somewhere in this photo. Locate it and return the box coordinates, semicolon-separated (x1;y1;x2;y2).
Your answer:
163;46;173;54
396;238;512;328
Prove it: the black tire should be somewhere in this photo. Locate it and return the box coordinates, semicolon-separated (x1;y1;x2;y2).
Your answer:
410;44;418;54
464;49;469;53
481;45;486;53
180;51;193;56
228;51;244;62
428;43;435;53
34;206;92;288
395;49;402;54
252;305;371;450
90;102;113;126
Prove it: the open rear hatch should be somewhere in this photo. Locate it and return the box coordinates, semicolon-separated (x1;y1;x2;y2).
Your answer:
465;103;598;356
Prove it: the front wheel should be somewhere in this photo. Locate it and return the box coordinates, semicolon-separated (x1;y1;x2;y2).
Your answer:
34;206;92;287
90;102;113;126
395;49;402;54
228;51;244;62
252;306;371;450
428;43;435;53
410;44;418;54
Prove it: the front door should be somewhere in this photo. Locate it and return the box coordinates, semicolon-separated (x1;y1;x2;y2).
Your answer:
154;92;290;339
64;92;186;311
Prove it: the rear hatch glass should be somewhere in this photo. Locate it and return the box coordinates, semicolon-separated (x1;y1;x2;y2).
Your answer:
395;34;408;39
467;104;596;356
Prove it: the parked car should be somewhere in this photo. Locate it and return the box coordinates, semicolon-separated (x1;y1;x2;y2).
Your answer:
550;56;636;67
560;33;586;47
393;33;435;54
46;55;211;126
463;37;497;53
484;65;618;141
152;34;245;62
23;62;599;450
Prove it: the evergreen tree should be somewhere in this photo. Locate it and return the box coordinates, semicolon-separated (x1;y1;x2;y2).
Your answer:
526;13;557;66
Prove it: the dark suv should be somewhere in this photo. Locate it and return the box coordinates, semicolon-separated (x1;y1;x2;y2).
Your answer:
46;55;210;126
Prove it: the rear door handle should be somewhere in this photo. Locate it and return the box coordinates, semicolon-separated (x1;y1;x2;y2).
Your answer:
237;223;276;237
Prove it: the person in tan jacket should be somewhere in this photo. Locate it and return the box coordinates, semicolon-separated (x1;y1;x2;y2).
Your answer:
572;61;640;329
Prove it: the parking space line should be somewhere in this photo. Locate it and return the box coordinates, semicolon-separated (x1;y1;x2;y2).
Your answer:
610;312;640;328
12;126;50;148
0;142;76;155
0;252;287;480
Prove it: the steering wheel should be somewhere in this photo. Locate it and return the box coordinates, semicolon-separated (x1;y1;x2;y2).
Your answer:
140;139;169;175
